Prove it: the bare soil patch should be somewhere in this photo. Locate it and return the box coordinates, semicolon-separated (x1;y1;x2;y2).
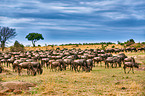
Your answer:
0;81;36;95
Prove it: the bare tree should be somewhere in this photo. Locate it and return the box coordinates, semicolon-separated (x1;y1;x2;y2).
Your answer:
0;26;17;51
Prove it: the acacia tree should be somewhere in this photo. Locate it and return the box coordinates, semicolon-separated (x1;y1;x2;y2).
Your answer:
25;33;44;47
0;26;17;51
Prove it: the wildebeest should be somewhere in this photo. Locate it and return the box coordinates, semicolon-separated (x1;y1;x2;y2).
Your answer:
123;57;139;74
93;57;103;67
86;59;93;70
47;60;55;69
41;58;49;67
105;57;117;68
73;59;90;72
18;62;36;76
7;57;15;67
30;62;43;74
13;59;23;72
50;61;61;72
63;59;74;70
0;65;2;73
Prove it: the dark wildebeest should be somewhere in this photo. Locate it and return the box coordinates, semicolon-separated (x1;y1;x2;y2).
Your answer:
0;64;2;73
123;57;139;73
138;47;145;52
124;57;135;63
114;49;121;53
7;57;15;67
18;62;36;76
73;59;90;72
93;57;103;67
50;61;61;72
30;62;43;74
56;59;64;71
113;56;122;67
131;47;137;52
47;60;55;69
63;59;74;70
13;60;23;72
41;58;49;67
105;57;117;68
1;59;6;66
86;59;93;70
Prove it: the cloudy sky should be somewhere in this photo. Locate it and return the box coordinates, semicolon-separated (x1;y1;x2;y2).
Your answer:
0;0;145;46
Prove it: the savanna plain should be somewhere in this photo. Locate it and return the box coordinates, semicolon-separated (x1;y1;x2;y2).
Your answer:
0;50;145;96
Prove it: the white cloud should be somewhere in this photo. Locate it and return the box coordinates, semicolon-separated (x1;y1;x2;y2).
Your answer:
101;12;130;20
0;16;35;24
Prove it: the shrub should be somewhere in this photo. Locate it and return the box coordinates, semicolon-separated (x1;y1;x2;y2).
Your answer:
10;40;25;52
112;45;115;48
38;45;41;47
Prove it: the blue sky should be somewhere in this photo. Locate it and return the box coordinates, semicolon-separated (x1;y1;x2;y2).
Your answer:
0;0;145;46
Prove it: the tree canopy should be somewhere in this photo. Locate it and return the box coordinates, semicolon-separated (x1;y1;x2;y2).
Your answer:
0;26;17;51
25;33;44;47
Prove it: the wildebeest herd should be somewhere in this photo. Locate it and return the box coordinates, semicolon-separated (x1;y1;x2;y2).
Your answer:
0;47;144;76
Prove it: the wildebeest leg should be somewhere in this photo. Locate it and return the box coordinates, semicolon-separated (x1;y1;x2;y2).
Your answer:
128;67;131;73
123;65;126;74
50;65;52;72
105;62;107;68
93;61;95;67
119;62;121;67
74;66;77;72
18;66;22;76
55;67;57;72
100;61;102;67
7;62;9;67
41;60;44;66
27;68;30;75
97;61;99;66
0;67;2;73
114;63;117;68
82;66;85;72
46;63;49;69
132;67;134;73
111;63;113;68
70;64;73;71
78;65;81;72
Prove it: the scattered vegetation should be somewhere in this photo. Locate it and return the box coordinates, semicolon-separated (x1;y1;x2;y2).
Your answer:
118;39;135;46
59;42;115;46
10;40;25;52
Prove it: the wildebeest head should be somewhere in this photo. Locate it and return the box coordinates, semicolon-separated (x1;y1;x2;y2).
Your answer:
134;63;139;68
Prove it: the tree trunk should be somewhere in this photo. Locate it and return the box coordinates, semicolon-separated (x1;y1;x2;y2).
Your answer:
32;40;35;47
1;41;5;51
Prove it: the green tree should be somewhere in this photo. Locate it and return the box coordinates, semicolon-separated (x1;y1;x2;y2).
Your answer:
0;26;16;51
117;41;121;44
128;39;135;43
126;39;135;46
25;33;44;47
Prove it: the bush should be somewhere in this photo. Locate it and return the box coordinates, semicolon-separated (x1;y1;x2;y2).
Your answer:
112;45;115;48
38;45;41;47
10;40;25;52
142;42;145;44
